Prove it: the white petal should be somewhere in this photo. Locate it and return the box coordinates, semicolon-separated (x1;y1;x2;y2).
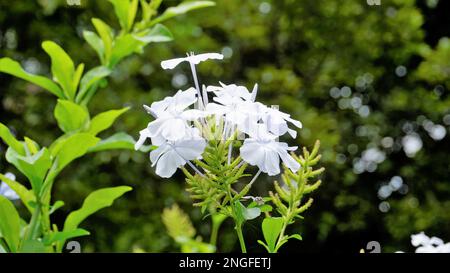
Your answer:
161;57;188;69
187;53;224;65
172;88;197;110
411;232;430;247
0;182;19;201
181;109;208;120
160;118;187;141
276;145;300;173
174;138;206;160
135;128;151;150
240;140;266;168
155;150;186;178
264;150;280;176
150;143;171;166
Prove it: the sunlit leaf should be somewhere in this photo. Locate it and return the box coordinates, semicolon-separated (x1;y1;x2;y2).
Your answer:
0;57;64;98
63;186;132;232
0;195;21;252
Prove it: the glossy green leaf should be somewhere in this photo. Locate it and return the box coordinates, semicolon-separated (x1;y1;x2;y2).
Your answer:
24;137;39;155
19;239;47;253
0;122;25;155
0;57;64;98
72;63;85;94
83;31;105;63
92;18;113;65
287;234;302;241
5;147;52;193
128;0;139;30
150;1;215;25
49;200;65;215
54;99;90;133
42;41;76;100
0;173;35;213
87;132;135;152
110;34;144;67
109;0;130;30
261;217;284;253
87;107;129;135
52;133;100;172
43;228;90;245
134;24;173;43
63;186;132;232
76;66;111;104
0;195;21;252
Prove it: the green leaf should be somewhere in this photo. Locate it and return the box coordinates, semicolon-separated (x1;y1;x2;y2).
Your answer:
0;173;35;213
5;147;52;193
128;0;139;30
134;24;173;43
83;31;105;63
287;234;302;241
63;186;132;232
151;1;215;25
49;200;65;215
72;63;85;95
110;34;144;67
109;0;130;30
257;240;270;253
54;99;90;133
24;136;39;155
76;66;111;104
87;132;136;152
52;133;100;172
0;57;64;98
92;18;114;65
0;122;25;155
87;107;129;135
261;217;284;253
43;228;90;245
42;41;76;100
0;195;21;252
19;239;47;253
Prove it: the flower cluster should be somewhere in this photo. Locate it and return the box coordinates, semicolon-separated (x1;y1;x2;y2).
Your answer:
136;53;302;178
396;232;450;253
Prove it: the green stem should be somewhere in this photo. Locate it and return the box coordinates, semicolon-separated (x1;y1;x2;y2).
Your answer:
24;202;42;242
210;219;220;246
235;223;247;253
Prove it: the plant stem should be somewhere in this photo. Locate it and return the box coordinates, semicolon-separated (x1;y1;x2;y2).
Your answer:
210;220;220;246
235;223;247;253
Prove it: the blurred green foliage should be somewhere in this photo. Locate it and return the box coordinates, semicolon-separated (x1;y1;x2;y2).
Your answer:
1;0;449;253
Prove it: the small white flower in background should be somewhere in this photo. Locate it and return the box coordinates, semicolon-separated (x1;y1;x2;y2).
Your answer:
0;172;19;200
397;232;450;253
136;52;303;179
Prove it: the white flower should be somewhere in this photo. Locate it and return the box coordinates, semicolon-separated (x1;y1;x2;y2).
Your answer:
135;88;207;147
207;82;257;102
161;53;224;70
256;103;302;138
408;232;450;253
0;172;19;200
240;125;300;176
149;128;206;178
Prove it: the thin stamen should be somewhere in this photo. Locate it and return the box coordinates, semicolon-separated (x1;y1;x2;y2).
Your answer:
227;143;233;165
186;160;205;177
248;169;262;187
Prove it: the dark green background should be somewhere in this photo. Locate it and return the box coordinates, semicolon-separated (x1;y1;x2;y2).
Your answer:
1;0;449;253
